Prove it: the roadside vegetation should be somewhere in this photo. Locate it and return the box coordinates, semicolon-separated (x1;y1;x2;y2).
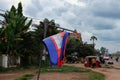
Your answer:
41;65;105;80
89;72;105;80
15;74;34;80
15;65;104;80
0;2;105;68
0;2;105;80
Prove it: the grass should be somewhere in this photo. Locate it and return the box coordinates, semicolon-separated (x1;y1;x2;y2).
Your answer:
0;66;23;73
89;71;105;80
15;74;34;80
40;65;90;73
40;65;105;80
0;64;105;80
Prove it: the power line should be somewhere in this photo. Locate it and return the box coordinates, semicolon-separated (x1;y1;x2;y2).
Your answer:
0;8;41;21
0;9;6;12
0;8;74;32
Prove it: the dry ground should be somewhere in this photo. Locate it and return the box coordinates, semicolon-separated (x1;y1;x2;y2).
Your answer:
32;72;89;80
0;68;36;80
1;62;120;80
65;63;120;80
0;69;89;80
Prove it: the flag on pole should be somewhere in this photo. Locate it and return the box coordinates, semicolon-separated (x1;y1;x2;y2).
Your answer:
43;32;69;67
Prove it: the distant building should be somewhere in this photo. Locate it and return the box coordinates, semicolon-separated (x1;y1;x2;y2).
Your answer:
70;29;82;41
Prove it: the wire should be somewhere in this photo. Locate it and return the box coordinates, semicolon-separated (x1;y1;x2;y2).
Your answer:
0;8;74;32
0;8;41;21
0;9;6;12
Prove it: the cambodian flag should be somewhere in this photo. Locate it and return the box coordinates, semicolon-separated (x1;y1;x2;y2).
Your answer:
43;32;69;67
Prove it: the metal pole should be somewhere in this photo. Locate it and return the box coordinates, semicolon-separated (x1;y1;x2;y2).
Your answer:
37;52;42;80
37;19;48;80
55;24;74;32
37;20;76;80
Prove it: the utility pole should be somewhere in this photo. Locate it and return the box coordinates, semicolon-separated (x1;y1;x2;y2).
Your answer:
37;18;48;80
36;20;79;80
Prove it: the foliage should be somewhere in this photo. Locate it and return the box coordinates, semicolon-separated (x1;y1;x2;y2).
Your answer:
0;66;10;72
90;36;97;42
40;65;105;80
100;47;107;54
18;31;41;67
66;37;95;59
0;2;32;56
89;72;105;80
40;65;90;73
79;43;95;57
32;18;61;51
0;66;22;72
0;2;101;67
15;74;34;80
0;2;34;67
66;38;82;54
90;36;97;48
33;18;60;39
31;18;61;66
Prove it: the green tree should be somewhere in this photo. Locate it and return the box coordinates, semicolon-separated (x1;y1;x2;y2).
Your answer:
18;31;40;66
90;36;97;48
66;37;95;64
33;18;60;50
0;2;32;66
32;18;61;66
66;37;94;59
66;38;82;54
100;47;107;54
78;43;95;58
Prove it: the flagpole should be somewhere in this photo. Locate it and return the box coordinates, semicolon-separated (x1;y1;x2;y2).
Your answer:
37;52;42;80
37;18;48;80
36;20;80;80
55;24;74;32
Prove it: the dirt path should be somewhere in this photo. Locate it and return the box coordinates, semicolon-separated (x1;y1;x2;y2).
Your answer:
0;68;36;80
1;62;120;80
32;72;88;80
65;63;120;80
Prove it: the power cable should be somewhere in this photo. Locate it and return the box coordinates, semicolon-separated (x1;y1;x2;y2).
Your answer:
0;8;74;32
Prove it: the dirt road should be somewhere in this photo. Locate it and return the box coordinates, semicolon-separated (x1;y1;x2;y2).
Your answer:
0;62;120;80
0;69;36;80
65;63;120;80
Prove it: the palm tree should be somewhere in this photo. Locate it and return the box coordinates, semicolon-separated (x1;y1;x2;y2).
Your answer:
0;2;32;55
33;18;60;40
32;18;60;55
0;2;33;67
90;36;97;49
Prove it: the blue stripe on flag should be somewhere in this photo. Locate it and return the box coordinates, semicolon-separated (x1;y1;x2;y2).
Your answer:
43;37;58;66
60;32;69;60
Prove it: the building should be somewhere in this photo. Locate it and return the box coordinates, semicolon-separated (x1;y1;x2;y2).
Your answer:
70;29;82;41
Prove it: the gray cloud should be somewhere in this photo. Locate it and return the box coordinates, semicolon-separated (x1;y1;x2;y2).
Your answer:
0;0;120;52
0;1;9;10
100;35;120;42
91;18;116;30
25;0;43;17
89;0;120;19
93;23;115;30
94;28;120;42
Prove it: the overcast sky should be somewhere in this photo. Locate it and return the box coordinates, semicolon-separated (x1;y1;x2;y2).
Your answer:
0;0;120;53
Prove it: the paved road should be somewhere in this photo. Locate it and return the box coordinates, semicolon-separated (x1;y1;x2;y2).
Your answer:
65;61;120;80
